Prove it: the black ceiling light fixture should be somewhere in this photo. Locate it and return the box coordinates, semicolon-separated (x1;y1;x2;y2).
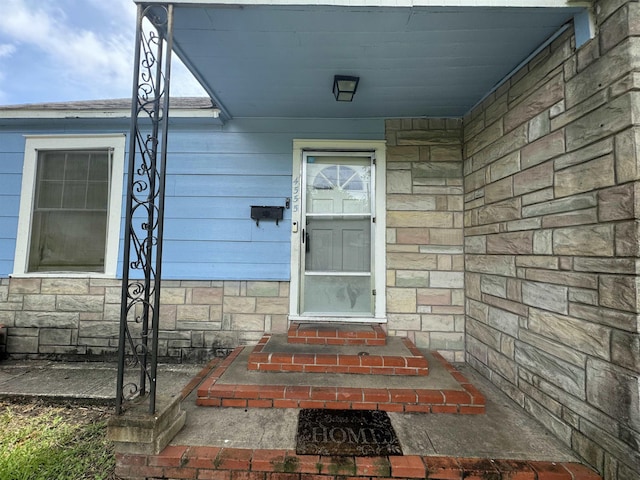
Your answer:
333;75;360;102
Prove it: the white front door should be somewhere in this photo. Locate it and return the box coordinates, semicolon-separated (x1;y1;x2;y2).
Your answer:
289;140;387;322
302;152;374;316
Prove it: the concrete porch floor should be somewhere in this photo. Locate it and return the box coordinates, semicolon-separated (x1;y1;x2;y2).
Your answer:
0;354;602;479
0;353;579;460
176;363;578;461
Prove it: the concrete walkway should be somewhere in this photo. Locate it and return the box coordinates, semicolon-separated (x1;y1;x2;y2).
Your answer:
0;357;579;463
0;359;201;404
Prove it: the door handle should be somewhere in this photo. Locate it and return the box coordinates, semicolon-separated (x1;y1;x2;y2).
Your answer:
303;229;310;253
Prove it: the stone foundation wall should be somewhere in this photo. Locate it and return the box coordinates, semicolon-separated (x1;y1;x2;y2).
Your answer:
463;2;640;479
385;119;465;362
0;277;288;361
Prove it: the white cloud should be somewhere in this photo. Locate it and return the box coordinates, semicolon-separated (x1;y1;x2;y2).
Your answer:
0;41;17;104
86;0;137;25
0;44;16;58
0;0;132;99
0;0;206;103
169;61;209;98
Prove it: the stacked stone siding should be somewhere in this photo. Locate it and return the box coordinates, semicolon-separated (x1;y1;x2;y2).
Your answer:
463;2;640;479
0;277;288;361
385;119;465;362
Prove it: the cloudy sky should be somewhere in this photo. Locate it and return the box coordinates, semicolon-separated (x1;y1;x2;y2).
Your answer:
0;0;207;106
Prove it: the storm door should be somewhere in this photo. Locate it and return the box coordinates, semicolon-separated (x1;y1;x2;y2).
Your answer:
300;152;375;317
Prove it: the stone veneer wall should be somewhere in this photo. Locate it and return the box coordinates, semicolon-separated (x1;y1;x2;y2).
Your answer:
0;277;288;360
384;119;465;362
463;2;640;479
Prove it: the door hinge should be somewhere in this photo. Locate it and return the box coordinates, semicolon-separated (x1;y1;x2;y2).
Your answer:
372;217;376;223
372;289;376;296
372;153;376;165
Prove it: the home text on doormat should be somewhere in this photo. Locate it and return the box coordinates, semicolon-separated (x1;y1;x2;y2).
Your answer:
295;409;403;456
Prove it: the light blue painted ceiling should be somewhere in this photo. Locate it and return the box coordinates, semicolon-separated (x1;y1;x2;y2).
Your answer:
155;4;584;118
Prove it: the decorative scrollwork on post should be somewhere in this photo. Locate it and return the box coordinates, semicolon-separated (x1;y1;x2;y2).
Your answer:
116;4;174;415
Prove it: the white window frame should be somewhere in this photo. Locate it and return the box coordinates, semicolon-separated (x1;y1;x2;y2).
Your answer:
13;134;126;278
289;139;387;322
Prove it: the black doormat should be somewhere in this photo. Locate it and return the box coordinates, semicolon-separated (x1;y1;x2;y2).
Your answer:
295;409;403;456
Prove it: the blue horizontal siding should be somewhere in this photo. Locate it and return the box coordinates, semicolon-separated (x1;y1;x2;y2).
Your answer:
0;152;23;174
118;262;289;281
0;196;20;216
0;117;384;279
0;174;21;196
0;133;24;273
0;239;16;262
165;132;294;154
0;260;13;274
221;118;384;135
166;153;291;176
250;222;291;242
0;133;28;153
164;196;288;219
163;218;291;243
159;262;290;281
168;174;291;197
164;219;253;241
0;217;18;237
162;240;290;264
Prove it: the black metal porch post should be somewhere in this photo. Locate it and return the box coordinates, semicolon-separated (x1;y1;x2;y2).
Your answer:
116;3;174;415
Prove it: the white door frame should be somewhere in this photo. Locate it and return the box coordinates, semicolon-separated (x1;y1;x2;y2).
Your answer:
289;139;386;323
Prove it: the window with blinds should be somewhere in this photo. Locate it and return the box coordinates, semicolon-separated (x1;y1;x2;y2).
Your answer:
27;149;112;272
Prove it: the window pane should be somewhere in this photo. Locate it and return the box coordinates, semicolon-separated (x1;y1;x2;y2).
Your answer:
65;153;89;180
39;153;65;180
37;181;63;208
303;275;371;315
28;211;107;272
339;166;363;190
86;182;109;209
62;181;87;208
313;165;337;189
29;149;110;272
89;153;109;181
306;156;371;214
305;218;370;272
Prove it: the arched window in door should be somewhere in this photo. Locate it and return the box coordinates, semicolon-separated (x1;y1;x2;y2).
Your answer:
313;165;364;191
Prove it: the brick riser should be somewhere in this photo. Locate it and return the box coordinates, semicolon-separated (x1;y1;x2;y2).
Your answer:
248;335;429;376
197;347;485;414
287;323;387;346
117;446;603;480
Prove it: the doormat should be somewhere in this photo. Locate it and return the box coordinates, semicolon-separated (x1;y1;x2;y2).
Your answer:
295;409;403;456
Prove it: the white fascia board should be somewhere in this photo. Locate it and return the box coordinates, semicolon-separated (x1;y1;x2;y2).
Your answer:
0;109;220;120
136;0;590;8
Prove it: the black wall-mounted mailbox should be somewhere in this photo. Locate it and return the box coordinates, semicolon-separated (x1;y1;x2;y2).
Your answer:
251;206;284;226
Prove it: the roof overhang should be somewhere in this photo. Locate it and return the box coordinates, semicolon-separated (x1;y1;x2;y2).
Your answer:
138;1;589;119
0;98;223;126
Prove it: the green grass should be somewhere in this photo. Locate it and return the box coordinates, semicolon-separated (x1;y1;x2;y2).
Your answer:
0;403;116;480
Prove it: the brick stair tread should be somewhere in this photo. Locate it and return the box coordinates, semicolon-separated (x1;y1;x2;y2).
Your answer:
196;346;485;414
121;447;603;480
288;322;387;345
249;333;429;376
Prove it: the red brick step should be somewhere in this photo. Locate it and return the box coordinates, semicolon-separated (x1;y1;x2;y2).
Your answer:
197;347;484;414
287;322;387;346
249;334;429;376
118;446;603;480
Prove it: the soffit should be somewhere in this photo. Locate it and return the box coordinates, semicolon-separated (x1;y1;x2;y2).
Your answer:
148;3;583;118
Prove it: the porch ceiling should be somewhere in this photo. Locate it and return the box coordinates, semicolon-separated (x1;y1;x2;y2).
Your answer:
144;2;584;119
